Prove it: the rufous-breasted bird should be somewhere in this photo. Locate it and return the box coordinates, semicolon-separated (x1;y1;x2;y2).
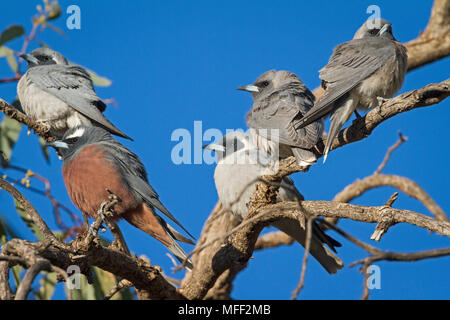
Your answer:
49;126;194;269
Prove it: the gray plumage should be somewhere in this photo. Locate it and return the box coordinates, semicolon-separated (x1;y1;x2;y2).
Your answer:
18;48;131;140
238;70;324;167
295;19;408;162
205;131;343;274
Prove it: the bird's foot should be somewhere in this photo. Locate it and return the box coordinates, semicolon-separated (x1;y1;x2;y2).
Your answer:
377;96;389;107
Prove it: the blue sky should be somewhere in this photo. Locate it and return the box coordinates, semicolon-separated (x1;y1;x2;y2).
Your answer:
0;0;448;299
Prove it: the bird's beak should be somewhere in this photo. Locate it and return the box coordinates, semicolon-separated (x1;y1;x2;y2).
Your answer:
46;140;69;149
20;53;39;65
236;85;260;93
378;23;392;36
202;143;225;152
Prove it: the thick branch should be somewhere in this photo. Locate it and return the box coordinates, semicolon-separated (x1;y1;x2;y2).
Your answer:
0;98;54;141
320;79;450;156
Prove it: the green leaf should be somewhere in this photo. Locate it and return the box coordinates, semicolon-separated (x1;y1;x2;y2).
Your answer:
85;68;112;87
0;25;25;47
35;272;57;300
0;114;22;166
11;265;22;289
14;199;44;241
0;46;18;73
45;23;65;37
38;137;50;164
0;215;20;243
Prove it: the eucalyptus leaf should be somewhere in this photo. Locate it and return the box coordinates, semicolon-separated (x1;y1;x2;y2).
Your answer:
38;136;50;163
0;46;19;73
69;271;100;300
5;49;18;73
0;215;20;243
0;115;22;166
0;25;25;47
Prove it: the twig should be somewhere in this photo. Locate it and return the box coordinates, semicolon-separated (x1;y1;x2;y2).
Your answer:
51;265;72;300
0;178;56;242
370;193;399;241
291;216;315;300
375;132;408;174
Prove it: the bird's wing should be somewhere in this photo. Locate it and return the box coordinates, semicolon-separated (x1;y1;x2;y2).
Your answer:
295;38;395;129
27;65;131;139
125;173;196;241
101;140;195;240
247;86;321;148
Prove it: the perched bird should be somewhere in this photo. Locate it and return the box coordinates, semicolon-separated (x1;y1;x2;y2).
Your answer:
238;70;324;167
18;48;131;140
205;131;343;274
49;126;194;269
295;18;407;162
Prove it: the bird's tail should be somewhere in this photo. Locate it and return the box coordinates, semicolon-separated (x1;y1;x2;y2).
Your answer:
122;204;194;270
323;98;356;162
271;218;344;274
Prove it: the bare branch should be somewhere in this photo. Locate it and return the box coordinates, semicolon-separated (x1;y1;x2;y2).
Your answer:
333;175;448;222
15;259;51;300
0;178;56;242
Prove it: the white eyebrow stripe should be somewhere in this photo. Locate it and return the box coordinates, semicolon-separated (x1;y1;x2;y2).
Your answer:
65;127;85;139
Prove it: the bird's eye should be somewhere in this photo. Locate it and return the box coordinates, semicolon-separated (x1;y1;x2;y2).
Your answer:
369;28;379;35
64;137;79;144
260;81;270;87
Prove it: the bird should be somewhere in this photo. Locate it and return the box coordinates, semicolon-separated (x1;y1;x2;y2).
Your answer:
18;47;132;140
295;18;408;162
48;126;194;269
204;131;343;274
237;70;324;167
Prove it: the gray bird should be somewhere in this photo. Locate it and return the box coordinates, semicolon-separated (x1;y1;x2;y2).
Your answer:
48;126;194;269
295;18;407;162
205;131;343;274
238;70;324;167
18;48;131;140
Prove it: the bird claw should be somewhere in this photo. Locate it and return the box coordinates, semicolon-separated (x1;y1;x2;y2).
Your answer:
97;201;108;219
89;201;108;236
377;96;388;107
88;223;98;237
